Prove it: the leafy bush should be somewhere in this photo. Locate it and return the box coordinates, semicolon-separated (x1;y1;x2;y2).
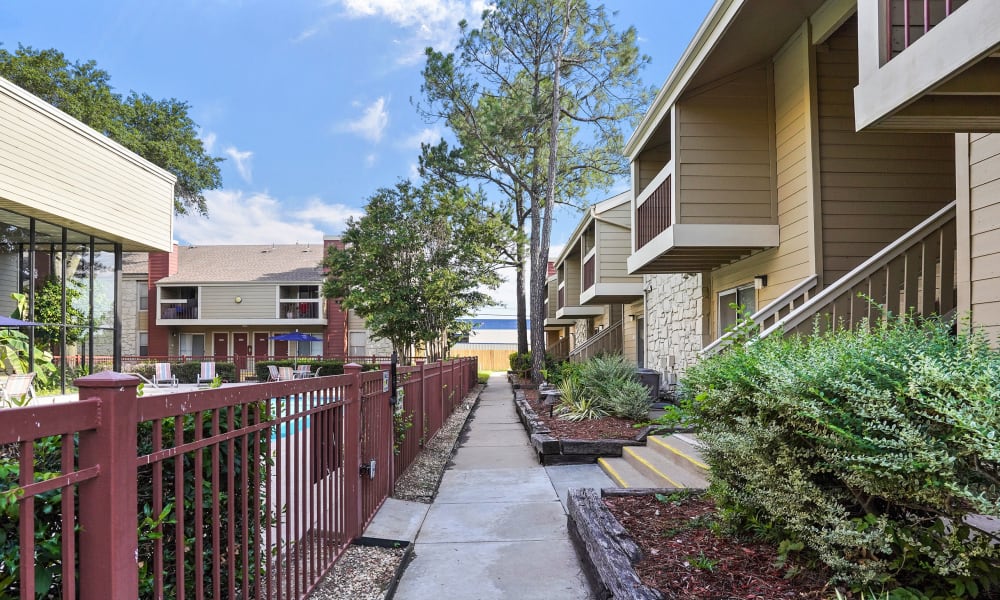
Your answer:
508;351;531;374
682;315;1000;594
477;371;490;384
542;360;583;387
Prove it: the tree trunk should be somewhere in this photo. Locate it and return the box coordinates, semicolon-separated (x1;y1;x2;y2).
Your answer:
515;241;529;355
531;0;573;384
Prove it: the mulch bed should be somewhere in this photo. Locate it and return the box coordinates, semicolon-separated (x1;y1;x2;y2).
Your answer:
604;493;832;600
523;388;642;440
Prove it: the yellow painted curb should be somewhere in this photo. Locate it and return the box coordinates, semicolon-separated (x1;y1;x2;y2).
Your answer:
649;436;708;470
623;447;683;488
597;457;629;488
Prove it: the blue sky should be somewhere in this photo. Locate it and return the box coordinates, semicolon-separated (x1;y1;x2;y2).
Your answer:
1;0;713;315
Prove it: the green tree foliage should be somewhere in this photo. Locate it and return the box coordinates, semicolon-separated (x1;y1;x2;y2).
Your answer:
419;0;653;381
323;179;508;361
0;45;223;215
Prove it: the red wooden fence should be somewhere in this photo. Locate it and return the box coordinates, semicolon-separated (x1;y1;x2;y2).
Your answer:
0;357;477;599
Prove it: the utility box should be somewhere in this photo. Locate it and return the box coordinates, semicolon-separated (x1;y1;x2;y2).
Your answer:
636;368;661;403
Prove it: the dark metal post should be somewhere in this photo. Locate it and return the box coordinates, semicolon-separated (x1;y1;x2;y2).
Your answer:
389;350;398;406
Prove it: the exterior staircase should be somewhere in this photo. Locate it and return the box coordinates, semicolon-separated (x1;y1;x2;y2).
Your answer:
598;433;708;489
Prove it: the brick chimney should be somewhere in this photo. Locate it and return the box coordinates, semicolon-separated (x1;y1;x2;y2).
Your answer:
323;236;348;357
146;243;179;356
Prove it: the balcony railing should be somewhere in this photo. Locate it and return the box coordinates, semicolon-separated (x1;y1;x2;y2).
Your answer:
546;336;571;361
887;0;968;59
635;170;671;249
760;201;956;340
583;255;596;290
159;302;197;319
280;302;320;319
569;321;623;363
557;287;565;309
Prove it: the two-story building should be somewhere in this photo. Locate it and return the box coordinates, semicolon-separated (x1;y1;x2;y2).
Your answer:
122;236;390;369
0;76;175;392
626;0;1000;384
549;193;647;364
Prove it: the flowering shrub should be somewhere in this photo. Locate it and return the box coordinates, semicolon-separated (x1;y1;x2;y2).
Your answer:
682;315;1000;595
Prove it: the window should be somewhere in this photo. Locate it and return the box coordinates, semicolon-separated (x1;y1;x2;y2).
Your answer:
718;284;757;336
138;280;148;311
349;331;367;357
138;332;149;357
179;333;205;357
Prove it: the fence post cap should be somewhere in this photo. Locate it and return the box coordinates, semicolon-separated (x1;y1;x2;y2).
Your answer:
416;359;425;366
344;362;363;373
74;371;142;389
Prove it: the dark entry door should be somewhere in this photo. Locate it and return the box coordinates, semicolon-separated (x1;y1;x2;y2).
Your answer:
213;333;228;360
233;332;249;370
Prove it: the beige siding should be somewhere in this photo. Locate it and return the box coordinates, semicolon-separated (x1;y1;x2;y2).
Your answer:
200;285;276;319
622;299;644;365
0;78;174;252
676;65;775;225
817;17;955;284
562;256;582;305
967;132;1000;344
596;225;637;283
0;252;17;317
709;28;818;337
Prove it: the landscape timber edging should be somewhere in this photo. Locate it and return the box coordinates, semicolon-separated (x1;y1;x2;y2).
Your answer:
353;537;414;600
512;388;649;465
566;487;665;600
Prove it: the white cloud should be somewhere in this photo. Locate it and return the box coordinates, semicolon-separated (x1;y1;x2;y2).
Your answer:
224;146;254;183
173;190;327;245
330;0;488;63
291;197;365;230
365;153;378;167
400;126;441;149
339;97;389;143
200;131;217;153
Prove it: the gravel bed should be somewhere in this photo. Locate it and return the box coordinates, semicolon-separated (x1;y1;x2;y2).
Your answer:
392;384;480;502
307;382;483;599
308;544;407;600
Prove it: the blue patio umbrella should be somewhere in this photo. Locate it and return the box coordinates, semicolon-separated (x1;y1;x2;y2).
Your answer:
0;316;40;327
270;331;323;367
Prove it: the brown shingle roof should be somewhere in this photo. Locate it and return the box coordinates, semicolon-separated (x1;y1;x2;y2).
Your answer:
158;244;325;284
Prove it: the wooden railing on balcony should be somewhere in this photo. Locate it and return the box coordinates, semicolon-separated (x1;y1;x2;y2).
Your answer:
635;166;672;249
569;321;623;363
702;275;819;356
546;336;571;361
557;287;565;309
583;255;596;290
888;0;968;59
760;201;956;340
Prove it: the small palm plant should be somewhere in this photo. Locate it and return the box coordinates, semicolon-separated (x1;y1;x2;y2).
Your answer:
554;379;608;421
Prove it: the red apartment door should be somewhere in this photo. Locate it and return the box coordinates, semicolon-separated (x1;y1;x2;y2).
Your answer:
233;332;249;370
213;333;228;361
254;332;270;359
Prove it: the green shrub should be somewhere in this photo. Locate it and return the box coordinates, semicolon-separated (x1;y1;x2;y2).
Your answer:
508;351;531;374
477;371;490;384
542;360;582;387
682;315;1000;594
578;354;651;420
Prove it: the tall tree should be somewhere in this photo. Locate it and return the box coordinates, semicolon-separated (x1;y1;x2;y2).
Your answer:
323;179;508;362
0;44;223;215
419;0;651;381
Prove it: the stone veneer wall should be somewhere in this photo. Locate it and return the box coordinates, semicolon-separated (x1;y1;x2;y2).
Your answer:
574;318;590;344
643;273;708;388
120;276;142;356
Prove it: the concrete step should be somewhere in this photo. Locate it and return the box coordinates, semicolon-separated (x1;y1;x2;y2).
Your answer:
596;457;660;489
620;445;708;489
647;434;708;480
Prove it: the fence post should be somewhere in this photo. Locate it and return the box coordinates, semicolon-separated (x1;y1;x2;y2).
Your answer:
343;363;363;540
76;372;140;600
416;359;426;448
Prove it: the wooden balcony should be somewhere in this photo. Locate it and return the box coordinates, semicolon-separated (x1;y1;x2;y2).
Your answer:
583;255;595;290
856;0;1000;131
569;321;624;363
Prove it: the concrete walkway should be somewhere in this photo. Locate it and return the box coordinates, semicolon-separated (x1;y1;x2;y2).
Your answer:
367;372;612;600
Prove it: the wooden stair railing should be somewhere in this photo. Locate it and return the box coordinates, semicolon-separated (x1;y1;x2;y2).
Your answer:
760;201;957;340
